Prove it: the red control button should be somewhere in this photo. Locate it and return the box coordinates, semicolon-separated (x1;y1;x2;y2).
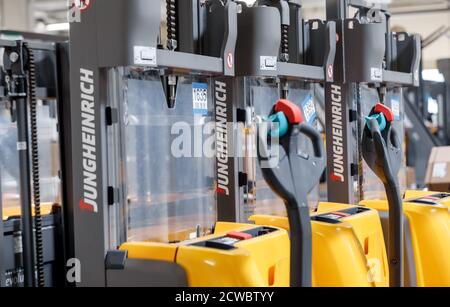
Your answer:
274;99;303;125
227;231;253;241
374;103;394;122
330;211;351;218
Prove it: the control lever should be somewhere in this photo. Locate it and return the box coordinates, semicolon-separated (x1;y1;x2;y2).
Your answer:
257;99;326;287
362;103;403;287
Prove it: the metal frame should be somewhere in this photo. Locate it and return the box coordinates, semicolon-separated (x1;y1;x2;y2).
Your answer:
324;0;358;204
3;41;38;287
324;0;421;204
0;40;58;100
1;37;66;287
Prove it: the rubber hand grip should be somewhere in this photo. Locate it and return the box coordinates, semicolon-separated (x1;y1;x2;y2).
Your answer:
298;124;325;159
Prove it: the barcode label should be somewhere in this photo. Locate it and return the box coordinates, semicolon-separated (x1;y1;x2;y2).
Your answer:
192;83;208;115
302;95;316;124
391;98;401;120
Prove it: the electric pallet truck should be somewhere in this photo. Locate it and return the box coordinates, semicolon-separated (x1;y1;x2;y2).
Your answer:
118;0;324;288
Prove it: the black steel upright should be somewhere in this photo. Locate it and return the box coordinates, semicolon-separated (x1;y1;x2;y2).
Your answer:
3;42;36;287
15;95;35;288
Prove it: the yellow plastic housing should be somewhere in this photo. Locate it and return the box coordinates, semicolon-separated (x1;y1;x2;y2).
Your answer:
404;190;450;209
120;222;290;287
250;202;389;287
361;190;450;287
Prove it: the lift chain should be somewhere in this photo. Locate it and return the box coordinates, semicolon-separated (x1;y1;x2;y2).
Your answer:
24;43;45;287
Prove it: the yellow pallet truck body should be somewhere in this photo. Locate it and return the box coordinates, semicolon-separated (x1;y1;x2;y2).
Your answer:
121;222;291;287
359;103;450;287
404;190;450;209
361;191;450;286
251;202;389;287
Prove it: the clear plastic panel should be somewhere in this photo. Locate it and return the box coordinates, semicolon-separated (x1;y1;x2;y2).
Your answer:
0;99;61;214
108;68;216;243
243;78;320;218
360;86;407;200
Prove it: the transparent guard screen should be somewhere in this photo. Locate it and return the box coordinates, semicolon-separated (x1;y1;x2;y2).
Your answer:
360;86;407;200
0;99;61;214
108;69;216;244
244;78;320;218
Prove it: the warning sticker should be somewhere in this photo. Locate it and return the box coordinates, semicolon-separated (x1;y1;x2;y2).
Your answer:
192;82;208;115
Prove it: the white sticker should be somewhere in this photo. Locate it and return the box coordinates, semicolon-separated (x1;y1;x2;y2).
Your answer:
17;142;27;151
133;46;157;66
260;56;277;71
371;67;382;82
192;83;208;115
432;163;447;179
391;98;401;120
